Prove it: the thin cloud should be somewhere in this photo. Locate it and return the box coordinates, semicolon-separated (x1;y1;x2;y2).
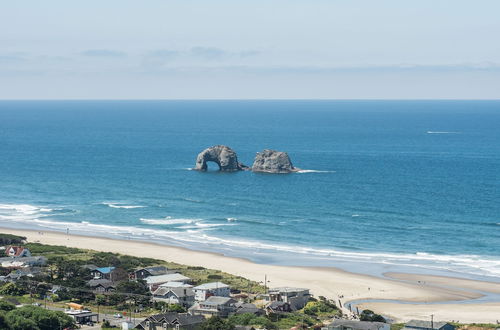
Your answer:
80;49;127;57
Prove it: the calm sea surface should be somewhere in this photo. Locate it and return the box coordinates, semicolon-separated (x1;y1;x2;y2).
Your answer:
0;100;499;279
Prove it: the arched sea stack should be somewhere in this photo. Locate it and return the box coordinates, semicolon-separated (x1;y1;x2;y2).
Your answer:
194;145;247;172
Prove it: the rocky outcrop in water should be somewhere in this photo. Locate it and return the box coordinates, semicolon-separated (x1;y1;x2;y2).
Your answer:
251;149;298;173
194;145;247;172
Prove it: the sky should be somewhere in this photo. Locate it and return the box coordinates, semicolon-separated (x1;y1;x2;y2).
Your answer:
1;0;500;99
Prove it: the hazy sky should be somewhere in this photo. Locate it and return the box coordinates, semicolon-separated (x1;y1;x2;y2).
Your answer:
1;0;500;99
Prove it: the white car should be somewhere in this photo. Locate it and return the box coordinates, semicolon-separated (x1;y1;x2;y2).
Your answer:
113;313;123;318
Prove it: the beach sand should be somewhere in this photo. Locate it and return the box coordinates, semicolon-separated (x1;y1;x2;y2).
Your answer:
2;227;499;323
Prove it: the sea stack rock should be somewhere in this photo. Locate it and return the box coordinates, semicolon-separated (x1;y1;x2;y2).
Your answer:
252;149;297;173
194;145;247;172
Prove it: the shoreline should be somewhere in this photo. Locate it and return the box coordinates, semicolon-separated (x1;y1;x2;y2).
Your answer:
2;227;500;323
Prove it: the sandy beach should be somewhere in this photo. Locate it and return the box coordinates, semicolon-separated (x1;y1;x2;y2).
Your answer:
2;227;499;323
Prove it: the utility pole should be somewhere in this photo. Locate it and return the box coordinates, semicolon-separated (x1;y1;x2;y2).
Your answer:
431;314;434;330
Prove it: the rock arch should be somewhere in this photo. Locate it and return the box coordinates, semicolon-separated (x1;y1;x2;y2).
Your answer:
194;145;247;172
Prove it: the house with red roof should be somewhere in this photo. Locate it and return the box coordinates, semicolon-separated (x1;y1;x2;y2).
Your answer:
5;246;31;258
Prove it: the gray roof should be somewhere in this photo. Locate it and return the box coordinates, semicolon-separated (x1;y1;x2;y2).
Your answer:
153;287;194;298
88;279;115;289
194;282;229;290
329;320;388;330
234;302;262;315
138;266;169;276
145;273;190;284
405;320;452;330
201;296;235;306
139;313;204;327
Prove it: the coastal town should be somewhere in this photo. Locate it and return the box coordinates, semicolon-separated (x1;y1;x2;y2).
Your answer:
0;232;493;330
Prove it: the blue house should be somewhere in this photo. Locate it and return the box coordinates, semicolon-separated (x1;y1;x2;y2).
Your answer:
91;267;115;280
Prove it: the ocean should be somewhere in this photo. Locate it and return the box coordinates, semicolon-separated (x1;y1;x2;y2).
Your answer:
0;100;499;280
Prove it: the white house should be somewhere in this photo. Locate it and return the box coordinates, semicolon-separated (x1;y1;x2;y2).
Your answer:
266;287;311;310
152;287;195;307
193;282;230;301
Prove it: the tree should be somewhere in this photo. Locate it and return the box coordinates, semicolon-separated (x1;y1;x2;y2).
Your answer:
360;309;386;322
6;306;75;330
199;316;234;330
0;283;26;296
0;300;16;312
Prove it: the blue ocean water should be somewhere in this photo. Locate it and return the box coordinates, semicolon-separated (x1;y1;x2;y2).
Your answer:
0;100;499;279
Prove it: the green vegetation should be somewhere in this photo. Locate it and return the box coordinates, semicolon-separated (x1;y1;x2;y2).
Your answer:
359;309;386;322
0;233;26;245
0;303;75;330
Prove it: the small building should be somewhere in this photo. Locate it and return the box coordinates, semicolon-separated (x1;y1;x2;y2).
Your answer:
323;320;390;330
193;282;230;301
91;266;115;279
88;279;116;293
145;273;191;291
188;296;237;317
265;301;293;314
265;287;311;310
0;256;47;268
133;266;170;280
152;287;195;307
65;310;99;325
5;246;31;258
136;312;205;330
234;302;264;315
5;267;44;281
403;320;456;330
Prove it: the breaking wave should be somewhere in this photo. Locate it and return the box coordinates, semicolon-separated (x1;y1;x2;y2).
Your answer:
1;202;499;278
102;202;146;209
140;217;198;225
296;170;335;173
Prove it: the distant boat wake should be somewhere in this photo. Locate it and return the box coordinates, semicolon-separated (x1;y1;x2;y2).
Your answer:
426;131;460;134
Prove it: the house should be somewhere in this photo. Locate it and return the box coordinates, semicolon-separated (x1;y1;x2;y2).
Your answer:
265;287;311;310
152;287;195;307
265;301;292;314
0;256;47;268
323;320;390;330
133;266;170;280
5;246;31;258
6;267;44;281
91;266;115;279
88;279;116;293
193;282;230;301
145;273;191;291
403;320;456;330
136;312;205;330
91;267;128;282
188;296;237;317
234;302;264;315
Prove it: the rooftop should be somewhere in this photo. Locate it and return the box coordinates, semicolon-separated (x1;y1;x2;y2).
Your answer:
145;273;190;284
95;266;115;274
159;281;193;288
405;320;452;330
329;320;388;330
201;296;235;306
194;282;229;290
